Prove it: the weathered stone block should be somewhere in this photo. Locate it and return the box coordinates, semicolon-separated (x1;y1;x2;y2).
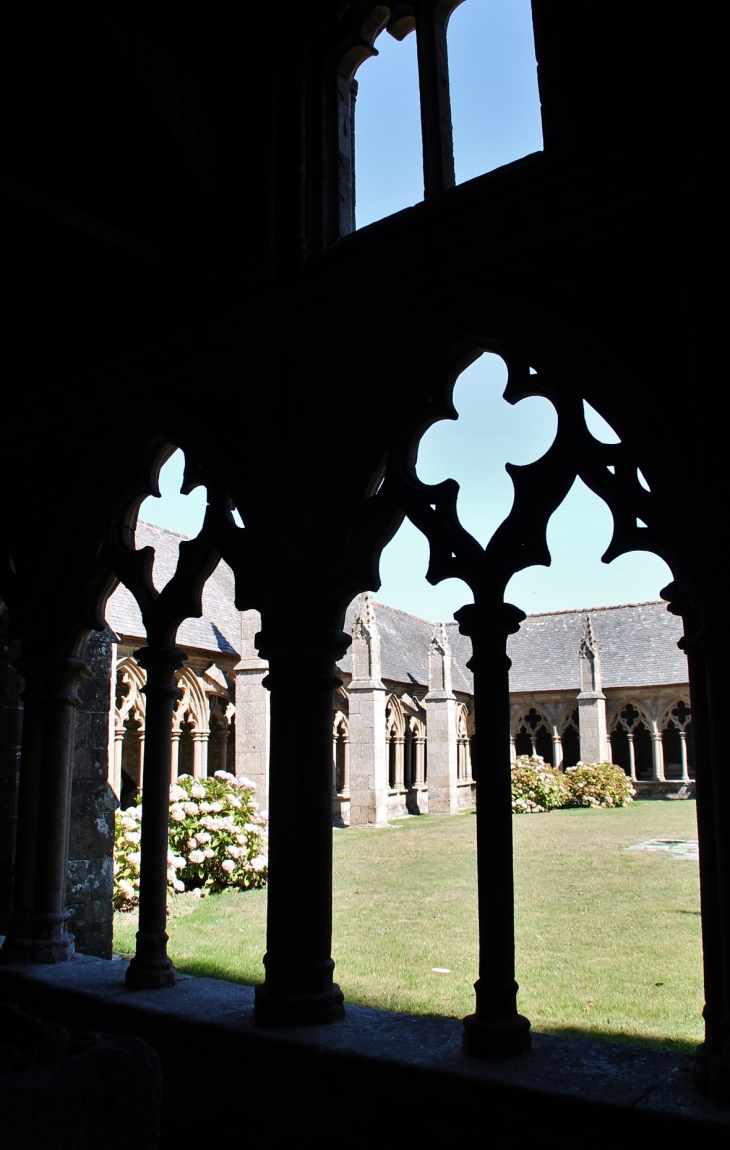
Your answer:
66;857;114;905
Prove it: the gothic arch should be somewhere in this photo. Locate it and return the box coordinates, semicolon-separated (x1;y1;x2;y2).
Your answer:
659;696;693;782
113;656;147;800
608;699;654;781
176;666;209;735
660;695;692;732
208;694;236;778
333;708;350;797
385;694;406;790
456;702;472;781
385;693;406;738
559;707;580;771
608;698;652;734
512;704;553;763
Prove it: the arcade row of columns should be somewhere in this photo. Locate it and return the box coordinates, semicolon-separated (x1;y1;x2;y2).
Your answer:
510;694;692;783
111;652;235;799
234;599;472;827
121;607;693;817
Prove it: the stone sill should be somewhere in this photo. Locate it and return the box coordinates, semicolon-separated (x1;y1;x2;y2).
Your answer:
0;950;728;1146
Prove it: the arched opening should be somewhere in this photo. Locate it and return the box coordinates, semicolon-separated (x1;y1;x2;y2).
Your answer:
138;448;208;585
661;698;693;782
448;0;543;183
368;344;695;1051
560;709;580;770
350;17;422;229
385;694;406;791
513;706;553;762
610;702;654;781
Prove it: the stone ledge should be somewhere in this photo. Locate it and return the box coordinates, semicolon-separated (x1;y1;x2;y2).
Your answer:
0;951;727;1147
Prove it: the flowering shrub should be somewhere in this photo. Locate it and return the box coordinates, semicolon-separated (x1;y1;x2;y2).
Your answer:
511;756;569;813
564;762;635;808
114;771;268;911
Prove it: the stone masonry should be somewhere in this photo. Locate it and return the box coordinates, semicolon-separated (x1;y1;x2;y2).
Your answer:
65;628;116;958
347;595;388;826
423;624;459;816
234;610;270;813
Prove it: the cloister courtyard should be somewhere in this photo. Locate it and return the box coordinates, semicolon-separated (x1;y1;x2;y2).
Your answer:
114;799;702;1054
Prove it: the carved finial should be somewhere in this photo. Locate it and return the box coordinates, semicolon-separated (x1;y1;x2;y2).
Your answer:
429;621;450;657
579;614;602;694
351;593;382;683
580;614;597;655
427;623;453;695
353;592;376;637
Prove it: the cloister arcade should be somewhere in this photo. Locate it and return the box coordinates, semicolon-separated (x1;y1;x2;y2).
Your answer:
509;694;693;783
113;652;236;805
1;2;726;1133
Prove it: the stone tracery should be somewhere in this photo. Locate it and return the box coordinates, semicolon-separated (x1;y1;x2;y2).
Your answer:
0;1;726;1117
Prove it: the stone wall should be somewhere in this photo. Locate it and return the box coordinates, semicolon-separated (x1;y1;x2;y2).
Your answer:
0;611;22;935
66;628;116;958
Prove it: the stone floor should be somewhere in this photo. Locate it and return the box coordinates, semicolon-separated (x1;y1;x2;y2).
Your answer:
1;948;728;1147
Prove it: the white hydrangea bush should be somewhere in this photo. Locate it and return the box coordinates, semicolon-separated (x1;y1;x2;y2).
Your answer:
114;771;268;911
564;762;636;808
511;755;569;813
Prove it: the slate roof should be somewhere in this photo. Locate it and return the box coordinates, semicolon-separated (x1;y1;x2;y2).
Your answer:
338;601;463;690
339;599;686;695
107;526;686;691
503;602;686;692
106;522;240;657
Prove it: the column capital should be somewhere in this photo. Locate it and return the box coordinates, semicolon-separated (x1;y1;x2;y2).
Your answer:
14;655;88;706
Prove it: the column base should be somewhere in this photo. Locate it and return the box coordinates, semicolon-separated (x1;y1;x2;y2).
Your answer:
125;931;176;989
693;1043;730;1104
253;981;345;1026
0;911;75;965
462;1011;531;1059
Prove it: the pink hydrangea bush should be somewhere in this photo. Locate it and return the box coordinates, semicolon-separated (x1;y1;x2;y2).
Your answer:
114;771;268;911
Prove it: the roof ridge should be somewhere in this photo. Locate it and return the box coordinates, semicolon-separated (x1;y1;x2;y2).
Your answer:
137;519;191;542
371;599;444;628
523;601;666;619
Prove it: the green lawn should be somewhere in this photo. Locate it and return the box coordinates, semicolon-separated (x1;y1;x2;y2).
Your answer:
114;799;702;1053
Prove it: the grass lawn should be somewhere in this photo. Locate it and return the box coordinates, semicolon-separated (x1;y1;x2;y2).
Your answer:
114;799;702;1053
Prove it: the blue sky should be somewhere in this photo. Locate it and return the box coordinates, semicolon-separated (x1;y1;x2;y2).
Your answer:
141;2;673;622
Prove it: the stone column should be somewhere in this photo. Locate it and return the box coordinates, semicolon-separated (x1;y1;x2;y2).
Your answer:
392;735;405;790
626;732;637;780
577;615;610;763
456;602;531;1059
1;655;87;964
192;730;209;779
137;730;146;789
424;624;458;816
332;731;338;796
125;645;187;990
680;729;690;782
341;735;350;796
113;726;125;797
234;609;270;810
552;727;563;771
347;594;387;827
169;729;181;783
651;724;666;782
664;579;726;1096
414;735;426;787
253;623;348;1026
